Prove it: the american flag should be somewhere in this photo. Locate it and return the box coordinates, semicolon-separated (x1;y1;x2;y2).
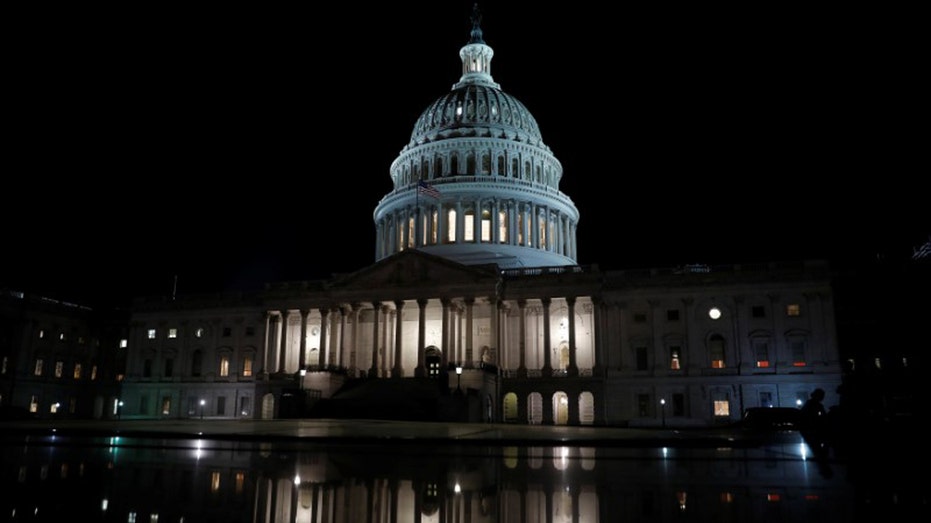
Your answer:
418;180;441;199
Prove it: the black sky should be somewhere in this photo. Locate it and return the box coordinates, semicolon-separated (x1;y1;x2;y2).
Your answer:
3;2;927;309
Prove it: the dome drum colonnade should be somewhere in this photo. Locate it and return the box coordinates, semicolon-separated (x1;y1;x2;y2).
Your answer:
373;7;579;270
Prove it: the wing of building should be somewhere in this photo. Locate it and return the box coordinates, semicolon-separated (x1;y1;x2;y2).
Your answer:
1;10;846;427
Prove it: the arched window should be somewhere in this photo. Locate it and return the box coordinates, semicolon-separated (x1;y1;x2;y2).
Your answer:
553;391;569;425
528;392;543;424
497;155;505;176
434;156;443;177
512;158;519;178
517;212;524;245
466;153;476;175
407;216;415;249
538;213;547;249
450;154;459;175
430;209;438;244
524;161;531;180
503;392;518;422
579;392;595;425
481;152;491;174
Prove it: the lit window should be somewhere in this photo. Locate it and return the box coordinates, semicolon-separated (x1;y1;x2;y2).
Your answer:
34;359;44;376
720;492;733;503
220;356;230;377
59;332;66;341
77;336;85;345
498;210;507;243
902;356;908;368
464;210;475;242
195;328;204;338
708;307;722;320
1;356;7;374
538;215;546;248
456;103;462;116
50;402;60;414
38;329;45;339
91;365;98;380
119;339;128;348
874;357;881;369
481;209;491;242
517;212;524;245
147;329;156;339
161;397;171;416
30;395;38;413
73;363;82;379
235;471;245;495
670;347;681;370
767;493;781;502
430;209;438;244
168;328;178;339
447;208;457;242
786;304;800;317
407;215;415;248
713;400;730;417
242;356;253;377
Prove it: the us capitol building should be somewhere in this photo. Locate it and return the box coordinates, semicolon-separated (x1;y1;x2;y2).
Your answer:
3;10;843;427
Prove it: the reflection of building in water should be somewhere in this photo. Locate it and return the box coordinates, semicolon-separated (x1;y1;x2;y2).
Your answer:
4;438;856;522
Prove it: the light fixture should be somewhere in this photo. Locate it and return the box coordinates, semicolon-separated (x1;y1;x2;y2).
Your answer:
708;307;722;320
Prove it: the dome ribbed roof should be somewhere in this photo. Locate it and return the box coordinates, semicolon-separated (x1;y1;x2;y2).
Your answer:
407;84;544;148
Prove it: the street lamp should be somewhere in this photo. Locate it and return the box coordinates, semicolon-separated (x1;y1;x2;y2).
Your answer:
455;365;463;394
660;398;666;428
299;368;306;391
117;400;124;421
199;398;206;420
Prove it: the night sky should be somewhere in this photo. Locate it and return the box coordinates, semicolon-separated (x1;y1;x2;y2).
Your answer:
4;2;926;309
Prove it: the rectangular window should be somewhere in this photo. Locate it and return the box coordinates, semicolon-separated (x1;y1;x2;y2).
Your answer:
447;209;457;243
242;356;253;377
34;359;44;376
38;329;45;339
245;326;255;337
235;471;245;495
498;210;507;243
222;327;232;337
54;361;64;378
119;338;128;348
147;329;156;339
219;356;230;377
672;393;685;417
239;396;250;417
161;396;171;416
786;304;800;317
709;338;725;368
464;212;475;242
669;346;681;370
1;356;7;375
164;358;174;378
211;471;221;493
73;363;82;380
791;341;806;366
69;398;76;414
407;216;415;248
217;396;226;416
637;394;651;417
143;359;153;378
430;209;438;244
635;347;648;371
168;328;178;339
59;332;66;341
91;365;98;380
538;216;546;249
481;210;491;242
751;305;766;318
666;309;680;321
517;212;524;245
754;342;770;368
633;312;647;323
50;402;60;414
30;395;39;413
713;399;730;417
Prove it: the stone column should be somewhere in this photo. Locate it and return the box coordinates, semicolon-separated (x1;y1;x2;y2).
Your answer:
299;309;309;370
542;298;552;377
370;302;380;377
465;298;474;368
318;308;329;368
567;297;579;376
441;298;451;368
417;299;428;376
278;310;289;373
517;299;527;377
394;300;405;378
338;306;348;369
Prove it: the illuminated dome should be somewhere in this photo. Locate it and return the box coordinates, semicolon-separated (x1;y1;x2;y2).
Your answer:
374;6;579;269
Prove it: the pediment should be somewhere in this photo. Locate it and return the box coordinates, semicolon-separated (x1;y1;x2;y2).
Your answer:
329;249;499;292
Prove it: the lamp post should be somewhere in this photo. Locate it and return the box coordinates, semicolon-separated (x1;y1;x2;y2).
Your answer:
455;365;463;394
199;398;205;420
117;400;124;421
299;368;306;391
660;398;666;428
